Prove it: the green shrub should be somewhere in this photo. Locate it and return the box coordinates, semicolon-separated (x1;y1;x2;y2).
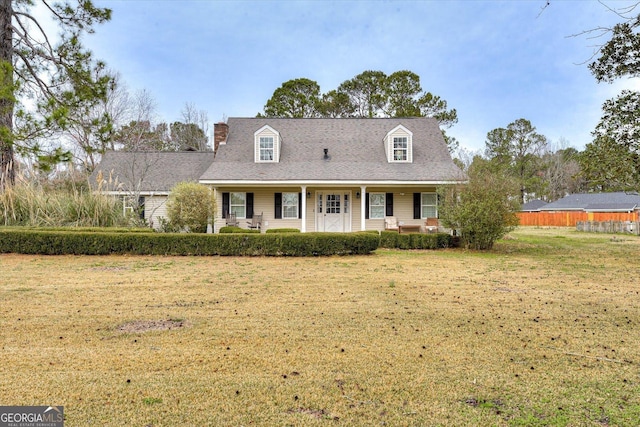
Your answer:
219;226;260;234
0;229;380;256
265;228;300;233
438;165;519;250
379;231;457;249
166;182;215;233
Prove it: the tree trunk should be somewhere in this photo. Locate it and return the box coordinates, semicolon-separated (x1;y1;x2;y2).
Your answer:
0;0;14;191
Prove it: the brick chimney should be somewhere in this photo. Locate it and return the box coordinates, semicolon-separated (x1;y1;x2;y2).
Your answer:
213;122;229;154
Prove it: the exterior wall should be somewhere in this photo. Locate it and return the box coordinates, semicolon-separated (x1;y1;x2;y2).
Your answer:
145;195;168;229
213;186;440;233
517;210;639;227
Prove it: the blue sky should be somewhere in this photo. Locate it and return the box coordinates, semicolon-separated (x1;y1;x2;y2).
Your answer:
78;0;639;152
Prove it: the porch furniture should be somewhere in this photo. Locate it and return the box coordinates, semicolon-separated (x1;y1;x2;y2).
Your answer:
247;212;263;230
226;212;239;227
425;217;439;233
399;224;421;234
384;216;399;232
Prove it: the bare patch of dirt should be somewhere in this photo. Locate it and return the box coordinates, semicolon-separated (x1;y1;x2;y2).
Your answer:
117;319;189;333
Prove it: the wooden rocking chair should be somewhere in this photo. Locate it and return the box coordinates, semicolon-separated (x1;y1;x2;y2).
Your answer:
247;212;263;230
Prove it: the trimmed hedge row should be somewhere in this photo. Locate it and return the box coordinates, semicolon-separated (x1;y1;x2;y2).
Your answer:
265;228;301;234
0;226;153;233
219;226;260;234
0;229;379;256
379;231;458;249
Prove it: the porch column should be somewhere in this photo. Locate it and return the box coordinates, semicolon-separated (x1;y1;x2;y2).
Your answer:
301;185;307;233
360;185;366;231
212;187;218;233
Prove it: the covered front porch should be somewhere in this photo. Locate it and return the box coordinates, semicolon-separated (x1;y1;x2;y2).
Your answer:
210;184;441;234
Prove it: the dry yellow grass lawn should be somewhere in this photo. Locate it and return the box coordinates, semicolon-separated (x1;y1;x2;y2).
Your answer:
1;227;639;426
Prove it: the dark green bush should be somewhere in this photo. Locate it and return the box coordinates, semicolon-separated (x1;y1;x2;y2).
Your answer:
0;229;379;256
379;231;457;249
265;228;300;233
219;226;260;234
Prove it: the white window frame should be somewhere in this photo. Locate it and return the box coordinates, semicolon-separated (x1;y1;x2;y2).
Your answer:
369;192;385;219
393;136;408;161
230;192;246;219
282;192;299;219
254;125;280;163
259;136;274;161
421;193;437;219
385;125;413;163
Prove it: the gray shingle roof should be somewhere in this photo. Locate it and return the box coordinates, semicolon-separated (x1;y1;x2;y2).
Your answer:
541;192;640;212
521;199;548;211
90;151;216;193
200;117;466;184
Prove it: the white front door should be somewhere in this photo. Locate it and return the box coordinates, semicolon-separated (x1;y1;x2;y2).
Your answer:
324;193;343;232
317;192;351;232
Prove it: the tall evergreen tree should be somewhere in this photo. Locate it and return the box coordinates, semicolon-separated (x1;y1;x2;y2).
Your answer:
0;0;111;190
485;118;547;204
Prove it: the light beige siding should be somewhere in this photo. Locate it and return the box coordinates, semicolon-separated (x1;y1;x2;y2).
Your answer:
213;187;438;233
145;195;168;229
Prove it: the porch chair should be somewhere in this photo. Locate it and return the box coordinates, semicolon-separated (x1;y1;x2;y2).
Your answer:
425;217;439;233
225;212;239;227
384;216;399;232
247;212;263;230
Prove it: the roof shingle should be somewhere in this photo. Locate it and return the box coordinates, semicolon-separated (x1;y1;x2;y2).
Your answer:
90;151;216;193
200;117;465;183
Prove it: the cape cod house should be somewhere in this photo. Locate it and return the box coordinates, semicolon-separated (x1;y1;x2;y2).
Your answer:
91;117;466;233
201;117;466;233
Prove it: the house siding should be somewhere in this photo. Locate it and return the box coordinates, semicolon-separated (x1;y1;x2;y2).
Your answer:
145;196;168;230
212;187;438;233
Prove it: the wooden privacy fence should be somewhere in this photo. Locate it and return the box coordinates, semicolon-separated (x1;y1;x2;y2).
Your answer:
576;221;640;235
518;211;639;227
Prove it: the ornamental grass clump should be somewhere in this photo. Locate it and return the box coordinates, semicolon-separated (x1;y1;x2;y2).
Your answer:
0;178;123;227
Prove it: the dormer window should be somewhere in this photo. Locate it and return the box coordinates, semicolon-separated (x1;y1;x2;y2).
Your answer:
385;125;413;163
259;136;274;161
254;125;281;163
393;136;408;161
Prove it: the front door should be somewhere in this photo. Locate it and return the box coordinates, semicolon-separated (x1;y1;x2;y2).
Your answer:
317;192;351;232
324;193;343;232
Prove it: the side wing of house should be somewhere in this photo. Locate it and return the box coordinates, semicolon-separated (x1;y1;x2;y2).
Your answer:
91;151;216;229
200;117;466;233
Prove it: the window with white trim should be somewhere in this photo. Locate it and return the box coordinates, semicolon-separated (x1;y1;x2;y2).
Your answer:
393;136;408;161
369;193;385;219
421;193;437;218
230;192;246;218
282;192;298;219
259;136;274;161
385;125;413;163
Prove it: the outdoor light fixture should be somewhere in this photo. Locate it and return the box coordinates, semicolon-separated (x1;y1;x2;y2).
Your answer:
356;191;361;199
307;191;311;199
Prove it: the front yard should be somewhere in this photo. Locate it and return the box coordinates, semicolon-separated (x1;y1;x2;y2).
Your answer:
0;228;638;426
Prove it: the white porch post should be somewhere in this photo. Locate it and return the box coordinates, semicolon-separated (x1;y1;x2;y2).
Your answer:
301;185;307;233
360;185;366;231
212;187;218;233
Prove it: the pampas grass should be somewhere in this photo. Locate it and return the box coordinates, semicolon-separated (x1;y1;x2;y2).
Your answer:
0;176;125;227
